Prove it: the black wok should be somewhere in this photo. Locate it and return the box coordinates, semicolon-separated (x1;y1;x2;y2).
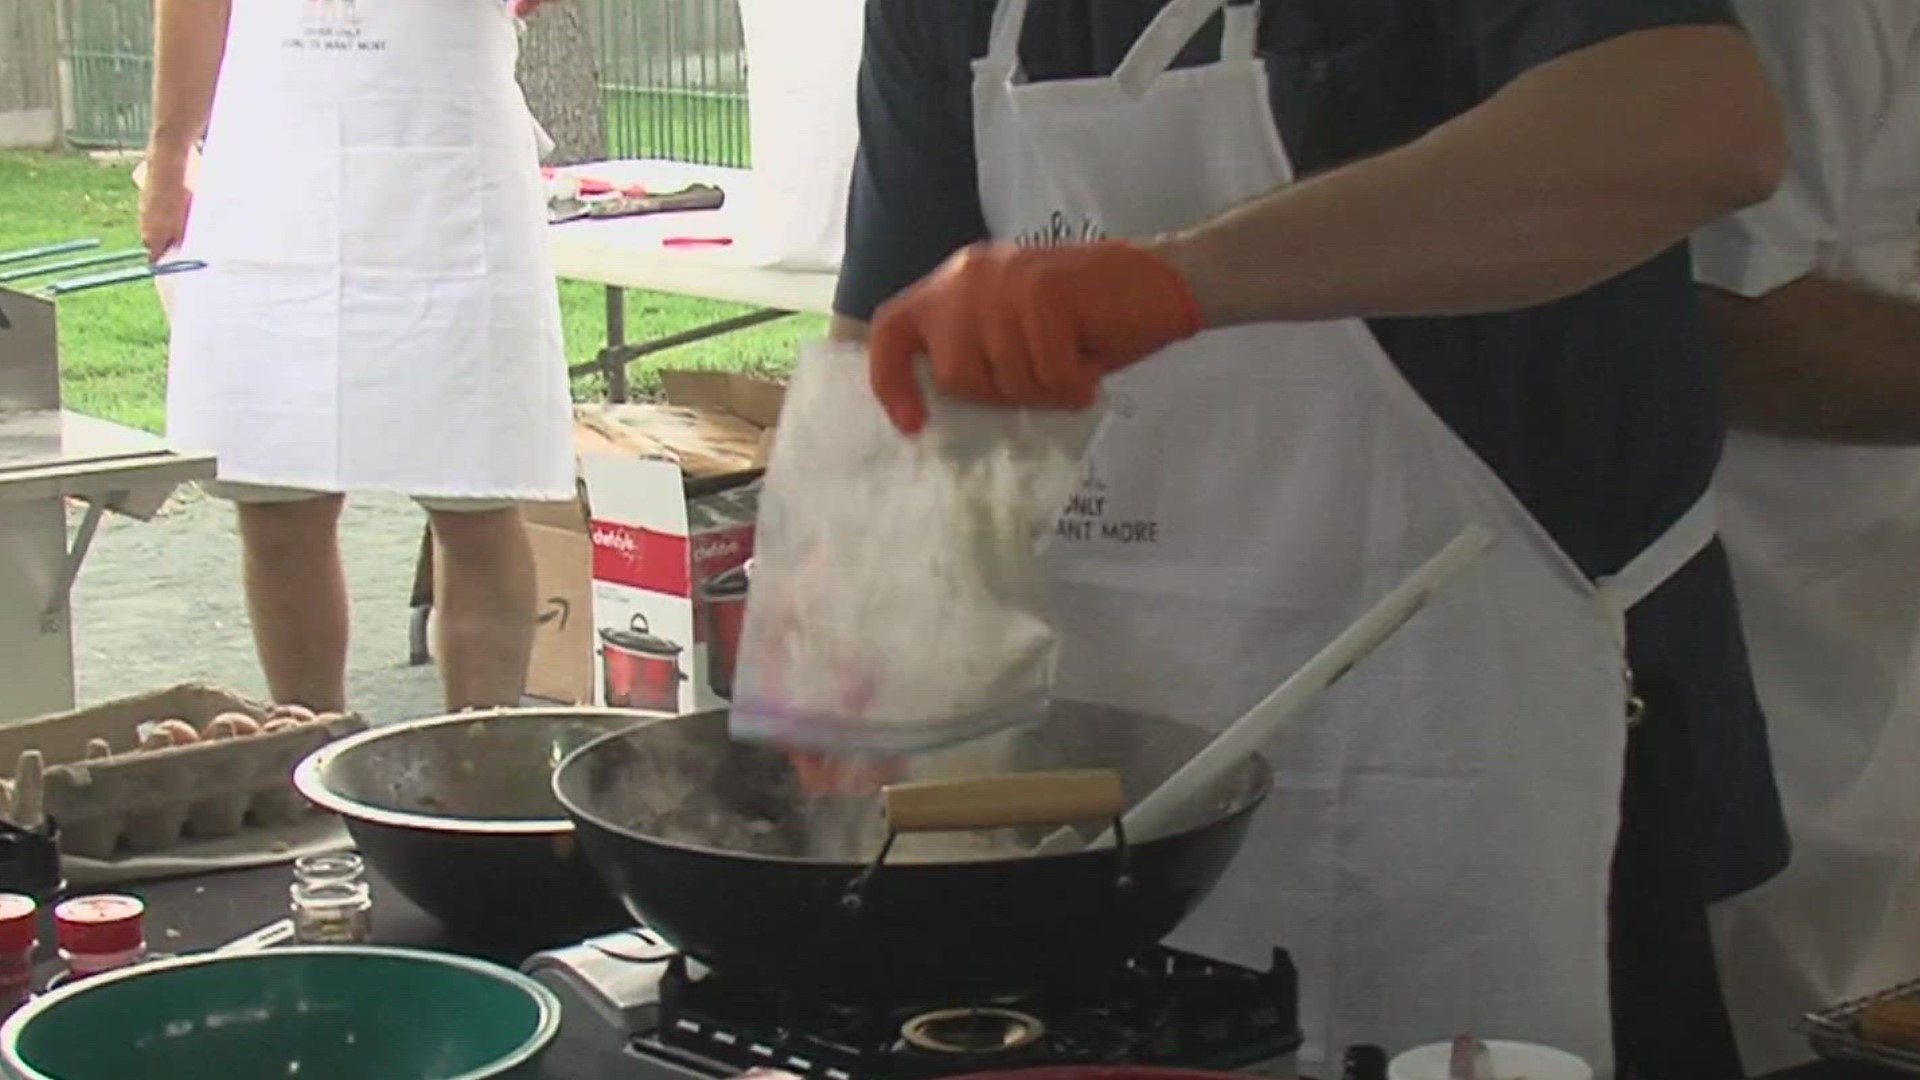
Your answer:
552;703;1270;1001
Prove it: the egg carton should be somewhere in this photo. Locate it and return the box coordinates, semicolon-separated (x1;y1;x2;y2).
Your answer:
0;683;367;860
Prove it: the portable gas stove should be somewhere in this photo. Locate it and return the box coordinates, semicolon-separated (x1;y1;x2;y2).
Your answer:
524;929;1302;1080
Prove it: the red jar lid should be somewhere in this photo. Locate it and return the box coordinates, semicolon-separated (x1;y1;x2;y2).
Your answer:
0;895;37;953
54;895;145;955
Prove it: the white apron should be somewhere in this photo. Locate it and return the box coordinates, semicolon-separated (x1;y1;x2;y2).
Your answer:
975;0;1716;1071
1707;52;1920;1073
165;0;574;500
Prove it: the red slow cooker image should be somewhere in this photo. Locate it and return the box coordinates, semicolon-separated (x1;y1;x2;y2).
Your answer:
599;614;685;713
698;560;751;700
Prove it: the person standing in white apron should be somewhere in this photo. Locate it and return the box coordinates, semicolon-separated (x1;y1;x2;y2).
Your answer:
139;0;574;712
1692;3;1920;1073
828;1;1789;1076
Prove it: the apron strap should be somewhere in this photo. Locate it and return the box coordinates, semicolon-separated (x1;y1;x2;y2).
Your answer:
1594;490;1718;646
1219;1;1260;66
1114;0;1243;96
985;0;1031;74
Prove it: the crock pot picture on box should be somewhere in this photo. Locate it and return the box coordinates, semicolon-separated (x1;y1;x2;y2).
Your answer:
598;612;687;714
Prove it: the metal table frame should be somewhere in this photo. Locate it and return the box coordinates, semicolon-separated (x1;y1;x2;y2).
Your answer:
0;412;216;721
574;293;797;405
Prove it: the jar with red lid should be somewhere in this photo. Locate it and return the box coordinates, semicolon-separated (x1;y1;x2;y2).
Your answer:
0;894;36;1015
50;894;147;988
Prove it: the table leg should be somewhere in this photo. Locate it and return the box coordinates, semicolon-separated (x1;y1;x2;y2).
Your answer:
603;285;630;404
571;288;800;404
407;524;435;666
0;499;79;721
44;501;107;623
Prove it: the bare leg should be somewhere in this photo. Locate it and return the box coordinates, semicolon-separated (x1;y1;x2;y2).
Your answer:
430;507;535;710
237;495;349;712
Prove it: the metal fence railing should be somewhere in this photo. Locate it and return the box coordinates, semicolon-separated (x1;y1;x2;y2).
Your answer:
590;0;750;166
61;0;751;165
62;0;153;149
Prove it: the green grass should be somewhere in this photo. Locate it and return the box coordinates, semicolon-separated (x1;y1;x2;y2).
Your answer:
0;149;819;434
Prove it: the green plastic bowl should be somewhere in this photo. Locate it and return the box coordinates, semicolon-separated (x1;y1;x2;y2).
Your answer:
0;947;561;1080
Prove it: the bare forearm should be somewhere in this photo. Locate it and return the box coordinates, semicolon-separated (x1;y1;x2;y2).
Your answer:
1158;26;1786;327
147;0;230;176
1704;278;1920;445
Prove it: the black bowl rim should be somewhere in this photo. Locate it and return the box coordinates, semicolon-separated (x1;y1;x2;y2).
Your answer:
0;945;563;1080
293;707;662;836
550;713;1275;867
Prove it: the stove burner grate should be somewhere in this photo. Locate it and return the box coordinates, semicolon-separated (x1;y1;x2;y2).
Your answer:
634;947;1302;1080
900;1008;1047;1055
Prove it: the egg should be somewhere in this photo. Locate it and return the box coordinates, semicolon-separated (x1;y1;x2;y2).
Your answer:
202;712;261;739
84;739;113;761
313;711;347;726
152;719;201;747
269;704;317;723
138;731;174;753
262;718;302;734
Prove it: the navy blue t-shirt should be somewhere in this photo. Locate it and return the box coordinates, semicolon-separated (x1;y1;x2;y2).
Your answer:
833;0;1787;901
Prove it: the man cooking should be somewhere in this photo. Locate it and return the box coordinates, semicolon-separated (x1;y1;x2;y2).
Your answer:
1691;2;1920;1073
137;0;571;713
828;0;1790;1077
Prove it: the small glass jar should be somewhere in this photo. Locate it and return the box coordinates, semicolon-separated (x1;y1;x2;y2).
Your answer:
52;894;147;986
0;895;37;1016
290;852;373;944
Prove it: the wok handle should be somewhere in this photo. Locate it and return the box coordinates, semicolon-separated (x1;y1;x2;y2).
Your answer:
883;769;1125;833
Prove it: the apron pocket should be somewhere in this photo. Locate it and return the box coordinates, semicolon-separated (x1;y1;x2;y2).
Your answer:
340;146;488;278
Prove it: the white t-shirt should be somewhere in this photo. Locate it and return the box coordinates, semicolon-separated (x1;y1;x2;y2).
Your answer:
1693;0;1920;300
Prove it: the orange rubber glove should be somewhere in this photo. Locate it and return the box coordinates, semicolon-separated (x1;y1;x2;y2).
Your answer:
868;240;1205;435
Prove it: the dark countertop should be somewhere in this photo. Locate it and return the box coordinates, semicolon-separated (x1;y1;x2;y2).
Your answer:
42;867;1916;1080
130;862;520;963
141;864;443;952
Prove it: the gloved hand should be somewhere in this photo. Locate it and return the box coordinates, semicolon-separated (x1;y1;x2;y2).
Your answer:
868;240;1204;435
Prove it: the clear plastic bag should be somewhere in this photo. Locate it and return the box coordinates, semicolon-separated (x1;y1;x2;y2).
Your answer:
727;341;1103;756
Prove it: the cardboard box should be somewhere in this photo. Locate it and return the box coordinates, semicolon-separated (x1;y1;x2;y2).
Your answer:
579;370;778;714
472;371;782;708
522;493;594;704
414;491;598;705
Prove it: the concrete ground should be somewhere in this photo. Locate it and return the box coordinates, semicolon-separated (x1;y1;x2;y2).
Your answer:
70;487;452;723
